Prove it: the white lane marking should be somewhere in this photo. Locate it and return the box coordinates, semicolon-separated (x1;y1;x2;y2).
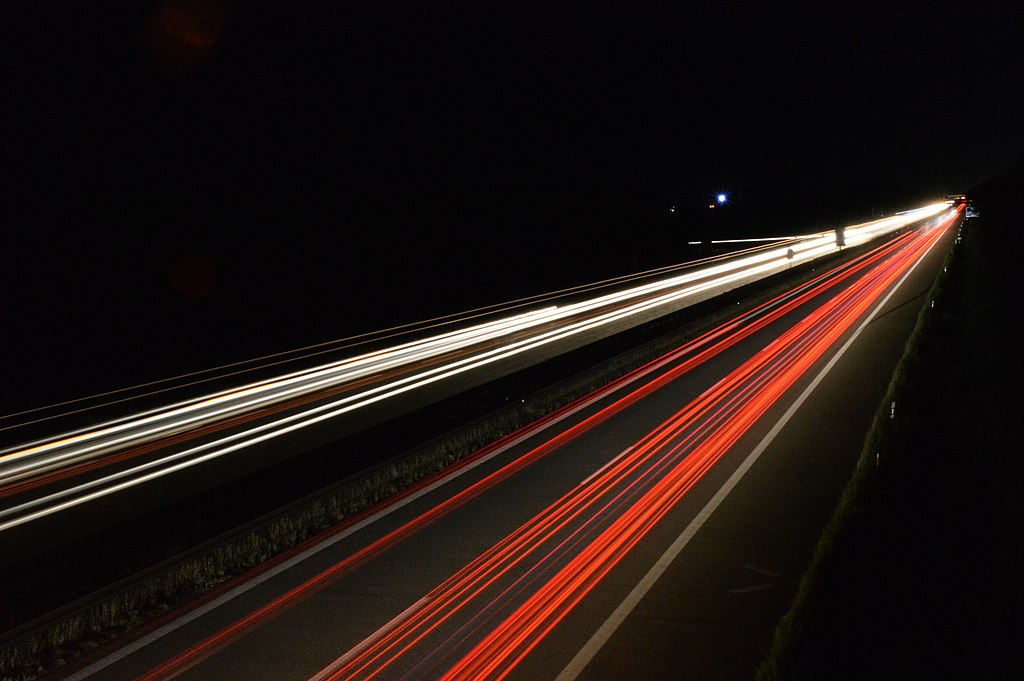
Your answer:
745;564;780;578
556;225;946;681
729;584;773;594
579;447;633;487
307;597;430;681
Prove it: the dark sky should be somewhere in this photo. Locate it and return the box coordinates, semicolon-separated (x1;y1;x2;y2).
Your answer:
12;2;1021;195
4;0;1022;410
12;3;1022;194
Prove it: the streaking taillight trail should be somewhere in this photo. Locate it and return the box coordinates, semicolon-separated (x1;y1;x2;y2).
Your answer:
125;209;956;681
320;213;956;681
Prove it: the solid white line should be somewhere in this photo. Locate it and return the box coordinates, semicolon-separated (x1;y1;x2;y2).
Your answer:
556;226;946;681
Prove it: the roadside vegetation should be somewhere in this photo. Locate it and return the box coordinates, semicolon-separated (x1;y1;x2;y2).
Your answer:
755;217;968;679
758;170;1023;679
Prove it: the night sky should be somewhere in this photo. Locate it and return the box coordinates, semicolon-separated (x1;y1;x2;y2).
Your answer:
5;1;1022;414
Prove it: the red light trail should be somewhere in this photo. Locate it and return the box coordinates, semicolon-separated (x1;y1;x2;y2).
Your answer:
437;215;954;681
126;210;956;681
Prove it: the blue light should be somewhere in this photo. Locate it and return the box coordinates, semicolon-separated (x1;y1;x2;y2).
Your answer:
717;193;727;204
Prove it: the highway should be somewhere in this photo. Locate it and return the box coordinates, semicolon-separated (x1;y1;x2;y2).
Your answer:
46;203;960;680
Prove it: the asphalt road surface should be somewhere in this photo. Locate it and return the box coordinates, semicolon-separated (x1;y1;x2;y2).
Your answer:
53;208;958;680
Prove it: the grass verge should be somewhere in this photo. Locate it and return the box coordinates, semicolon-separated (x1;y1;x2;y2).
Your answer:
755;218;969;680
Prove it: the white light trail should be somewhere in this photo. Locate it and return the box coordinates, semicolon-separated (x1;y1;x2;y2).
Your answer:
0;204;954;531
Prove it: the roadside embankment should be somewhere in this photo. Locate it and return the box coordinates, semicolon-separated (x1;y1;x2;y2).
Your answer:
759;177;1024;680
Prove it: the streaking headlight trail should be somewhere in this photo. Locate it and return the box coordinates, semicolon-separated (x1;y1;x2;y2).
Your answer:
0;204;955;534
